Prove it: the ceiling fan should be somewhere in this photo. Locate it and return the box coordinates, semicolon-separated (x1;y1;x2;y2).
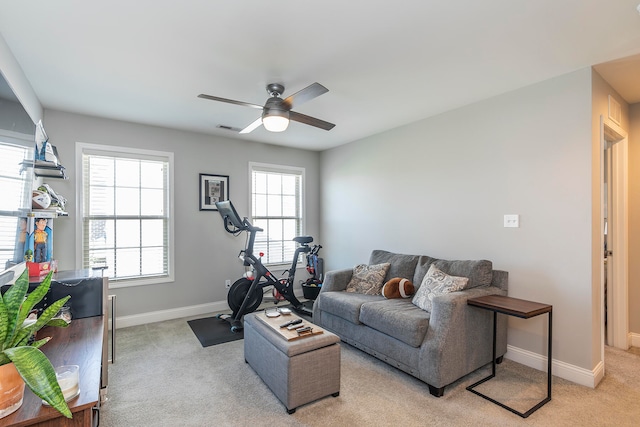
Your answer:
198;82;335;134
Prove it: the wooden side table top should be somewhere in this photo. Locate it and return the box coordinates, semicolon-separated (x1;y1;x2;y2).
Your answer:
467;295;552;318
1;316;103;427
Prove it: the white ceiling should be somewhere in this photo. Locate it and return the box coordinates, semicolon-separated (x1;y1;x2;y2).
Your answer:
1;1;640;151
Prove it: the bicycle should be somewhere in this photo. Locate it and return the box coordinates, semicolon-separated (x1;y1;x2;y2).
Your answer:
215;200;321;332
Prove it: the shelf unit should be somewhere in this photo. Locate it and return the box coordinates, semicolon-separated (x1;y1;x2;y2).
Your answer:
30;209;69;218
21;160;68;179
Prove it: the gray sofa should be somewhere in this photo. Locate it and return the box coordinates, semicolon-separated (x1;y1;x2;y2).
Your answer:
312;250;508;397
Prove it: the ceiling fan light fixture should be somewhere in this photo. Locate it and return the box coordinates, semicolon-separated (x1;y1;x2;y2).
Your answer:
262;108;290;132
199;82;334;134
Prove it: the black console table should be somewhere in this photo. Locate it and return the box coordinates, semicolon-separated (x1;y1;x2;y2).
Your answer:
466;295;552;418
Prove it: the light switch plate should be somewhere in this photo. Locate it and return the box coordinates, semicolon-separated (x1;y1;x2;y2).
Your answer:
504;214;519;228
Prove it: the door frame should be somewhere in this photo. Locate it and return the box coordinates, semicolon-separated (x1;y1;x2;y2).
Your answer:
600;115;629;353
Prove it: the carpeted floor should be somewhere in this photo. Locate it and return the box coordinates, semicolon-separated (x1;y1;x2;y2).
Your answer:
101;316;640;426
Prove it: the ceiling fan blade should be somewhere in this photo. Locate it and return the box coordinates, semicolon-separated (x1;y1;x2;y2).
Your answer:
197;94;263;110
289;111;335;131
282;83;328;109
239;117;263;134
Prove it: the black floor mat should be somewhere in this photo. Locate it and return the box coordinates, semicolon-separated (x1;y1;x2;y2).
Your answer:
188;301;314;348
187;316;243;347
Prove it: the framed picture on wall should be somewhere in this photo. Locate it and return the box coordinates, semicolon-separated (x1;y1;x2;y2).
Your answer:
199;173;229;211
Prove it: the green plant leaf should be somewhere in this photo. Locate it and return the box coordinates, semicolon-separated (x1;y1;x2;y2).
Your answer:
18;271;53;328
29;337;51;349
6;293;70;349
45;318;71;328
0;297;8;349
4;346;71;418
12;330;34;348
2;269;28;348
25;296;70;341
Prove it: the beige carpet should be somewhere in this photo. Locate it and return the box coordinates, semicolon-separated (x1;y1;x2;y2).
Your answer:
101;316;640;426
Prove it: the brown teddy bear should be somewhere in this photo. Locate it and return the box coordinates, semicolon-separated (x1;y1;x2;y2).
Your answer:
381;277;415;299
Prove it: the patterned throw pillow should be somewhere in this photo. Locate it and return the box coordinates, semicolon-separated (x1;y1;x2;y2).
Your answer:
412;264;469;312
345;263;391;295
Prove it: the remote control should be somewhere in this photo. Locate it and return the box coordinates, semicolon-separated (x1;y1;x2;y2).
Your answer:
297;326;313;335
280;318;302;328
287;323;305;330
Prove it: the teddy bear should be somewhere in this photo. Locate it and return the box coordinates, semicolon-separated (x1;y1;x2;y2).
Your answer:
381;277;415;299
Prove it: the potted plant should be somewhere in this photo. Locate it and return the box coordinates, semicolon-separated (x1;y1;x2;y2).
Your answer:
0;268;71;419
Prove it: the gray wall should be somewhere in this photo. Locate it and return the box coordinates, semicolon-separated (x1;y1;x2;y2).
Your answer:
42;109;321;318
0;33;43;125
320;68;595;370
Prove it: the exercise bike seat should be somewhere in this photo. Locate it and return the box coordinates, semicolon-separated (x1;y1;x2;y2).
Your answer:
293;236;313;245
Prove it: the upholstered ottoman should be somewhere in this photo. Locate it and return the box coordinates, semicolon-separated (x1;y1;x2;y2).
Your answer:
243;312;341;414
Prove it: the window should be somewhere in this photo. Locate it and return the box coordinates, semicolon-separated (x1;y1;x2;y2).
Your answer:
77;143;174;286
250;163;304;265
0;137;33;269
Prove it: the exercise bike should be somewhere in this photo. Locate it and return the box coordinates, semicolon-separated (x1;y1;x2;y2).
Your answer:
215;200;320;332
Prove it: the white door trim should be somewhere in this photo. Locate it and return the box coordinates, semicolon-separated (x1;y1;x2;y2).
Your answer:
601;115;629;352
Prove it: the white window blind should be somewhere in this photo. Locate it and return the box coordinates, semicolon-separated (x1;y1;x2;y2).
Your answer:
80;145;173;284
250;163;304;265
0;139;32;269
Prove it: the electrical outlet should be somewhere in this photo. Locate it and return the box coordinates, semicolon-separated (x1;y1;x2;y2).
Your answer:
504;214;520;228
225;279;231;289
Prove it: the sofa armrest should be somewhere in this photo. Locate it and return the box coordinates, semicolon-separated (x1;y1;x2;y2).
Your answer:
419;286;507;387
319;268;353;293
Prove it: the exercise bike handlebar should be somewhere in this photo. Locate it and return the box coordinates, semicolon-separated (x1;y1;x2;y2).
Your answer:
221;215;263;235
216;200;263;234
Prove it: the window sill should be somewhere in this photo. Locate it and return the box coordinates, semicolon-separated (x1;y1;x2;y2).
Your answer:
107;274;174;289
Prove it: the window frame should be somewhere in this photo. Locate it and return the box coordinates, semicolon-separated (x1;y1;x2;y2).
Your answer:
76;142;175;288
0;130;34;270
248;162;305;267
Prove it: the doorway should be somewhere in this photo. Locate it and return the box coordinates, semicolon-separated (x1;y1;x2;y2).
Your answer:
601;115;628;350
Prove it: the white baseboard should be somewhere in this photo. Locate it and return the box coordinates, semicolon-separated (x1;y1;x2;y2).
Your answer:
505;344;601;388
114;301;229;329
112;288;305;329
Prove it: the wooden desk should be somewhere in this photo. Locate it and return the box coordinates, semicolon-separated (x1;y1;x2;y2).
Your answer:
0;317;104;427
466;295;552;418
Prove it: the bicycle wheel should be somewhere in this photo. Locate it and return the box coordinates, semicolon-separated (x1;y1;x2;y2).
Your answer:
228;278;263;314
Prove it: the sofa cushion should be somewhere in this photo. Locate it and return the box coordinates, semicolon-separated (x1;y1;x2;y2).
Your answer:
412;265;468;312
317;291;382;324
433;259;493;289
345;263;390;295
413;255;438;288
370;250;419;282
359;299;430;348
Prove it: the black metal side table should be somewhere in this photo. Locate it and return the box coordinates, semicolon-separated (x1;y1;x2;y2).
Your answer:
466;295;552;418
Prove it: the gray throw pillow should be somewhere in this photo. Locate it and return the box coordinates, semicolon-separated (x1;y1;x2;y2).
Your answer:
345;263;391;295
412;264;468;312
369;250;419;282
432;259;492;289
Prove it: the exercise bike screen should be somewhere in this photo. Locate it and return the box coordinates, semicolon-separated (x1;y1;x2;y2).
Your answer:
215;200;245;229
